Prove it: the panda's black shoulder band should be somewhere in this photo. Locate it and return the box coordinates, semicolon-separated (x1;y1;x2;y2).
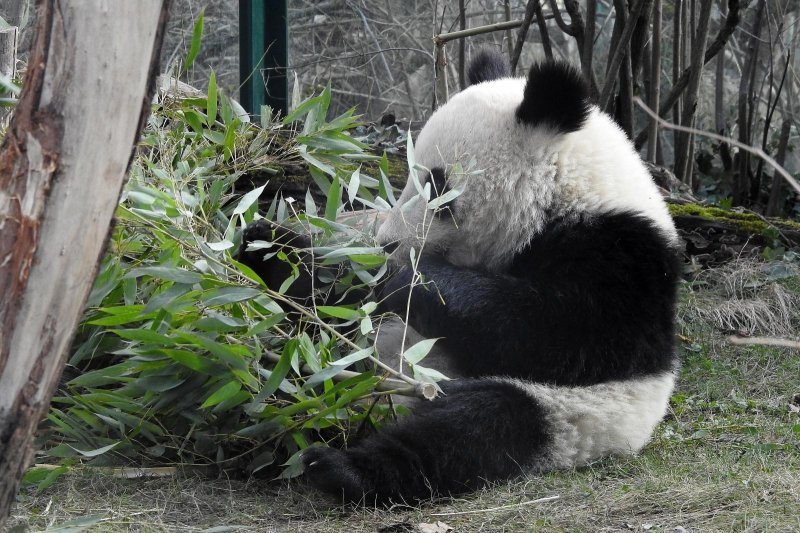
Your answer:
515;61;591;134
467;49;510;85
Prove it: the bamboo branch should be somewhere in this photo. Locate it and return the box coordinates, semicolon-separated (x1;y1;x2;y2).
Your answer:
262;349;434;399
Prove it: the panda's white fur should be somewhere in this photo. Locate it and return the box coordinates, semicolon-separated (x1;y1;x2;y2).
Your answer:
299;52;682;504
378;77;677;272
505;373;676;469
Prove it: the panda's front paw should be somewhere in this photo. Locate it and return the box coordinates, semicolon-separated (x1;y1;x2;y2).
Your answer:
377;264;415;315
238;219;278;268
302;447;374;504
237;220;313;297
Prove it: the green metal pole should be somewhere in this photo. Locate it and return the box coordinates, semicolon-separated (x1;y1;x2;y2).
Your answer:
239;0;288;119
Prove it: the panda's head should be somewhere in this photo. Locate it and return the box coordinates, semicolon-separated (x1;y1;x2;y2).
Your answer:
377;50;674;271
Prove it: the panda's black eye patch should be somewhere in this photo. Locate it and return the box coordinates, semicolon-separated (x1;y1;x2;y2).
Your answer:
429;167;449;198
427;167;455;220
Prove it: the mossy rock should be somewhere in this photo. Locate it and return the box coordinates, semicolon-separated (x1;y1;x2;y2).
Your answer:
668;202;800;267
668;203;800;234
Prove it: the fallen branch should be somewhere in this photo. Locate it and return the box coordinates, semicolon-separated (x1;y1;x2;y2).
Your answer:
728;336;800;350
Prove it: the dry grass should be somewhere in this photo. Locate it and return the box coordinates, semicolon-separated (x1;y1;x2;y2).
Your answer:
8;260;800;532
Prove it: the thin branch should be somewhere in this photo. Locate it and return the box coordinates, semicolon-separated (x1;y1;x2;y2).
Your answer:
634;97;800;195
433;16;552;45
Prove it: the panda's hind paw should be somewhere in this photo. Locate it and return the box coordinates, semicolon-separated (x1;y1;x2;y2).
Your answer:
302;447;375;504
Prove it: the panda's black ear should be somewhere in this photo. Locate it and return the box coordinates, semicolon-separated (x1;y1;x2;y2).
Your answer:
515;61;591;133
467;49;510;85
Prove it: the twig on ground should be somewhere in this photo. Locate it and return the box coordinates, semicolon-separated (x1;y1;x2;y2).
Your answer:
430;495;560;516
728;336;800;350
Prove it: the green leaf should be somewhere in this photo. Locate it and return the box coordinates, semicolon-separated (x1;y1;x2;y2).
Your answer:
201;287;262;306
159;349;216;373
185;9;205;71
201;380;241;408
111;329;173;344
233;184;266;215
316;306;360;320
428;186;463;209
349;254;386;267
332;347;373;367
206;71;218;127
69;442;119;458
125;266;202;285
305;364;346;387
325;175;341;221
22;465;69;493
260;341;296;398
403;338;439;365
347;167;361;203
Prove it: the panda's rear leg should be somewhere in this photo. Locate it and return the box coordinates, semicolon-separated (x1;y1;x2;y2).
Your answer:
302;378;551;504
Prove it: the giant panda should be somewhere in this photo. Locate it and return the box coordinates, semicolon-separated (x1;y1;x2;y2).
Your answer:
240;50;682;504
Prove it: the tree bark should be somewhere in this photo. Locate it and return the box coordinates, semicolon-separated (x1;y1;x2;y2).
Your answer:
0;0;169;525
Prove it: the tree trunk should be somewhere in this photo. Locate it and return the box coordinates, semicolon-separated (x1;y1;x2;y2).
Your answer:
647;0;661;163
673;0;713;186
733;0;765;206
765;119;792;217
0;0;170;524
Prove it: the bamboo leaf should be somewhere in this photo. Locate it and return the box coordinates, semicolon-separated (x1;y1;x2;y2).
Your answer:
185;9;205;71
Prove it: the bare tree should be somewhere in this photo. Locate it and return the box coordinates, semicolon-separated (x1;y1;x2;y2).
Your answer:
646;0;662;162
0;0;170;523
673;0;714;186
734;0;766;205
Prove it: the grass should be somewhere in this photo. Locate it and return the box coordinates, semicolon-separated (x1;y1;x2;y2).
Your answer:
8;261;800;532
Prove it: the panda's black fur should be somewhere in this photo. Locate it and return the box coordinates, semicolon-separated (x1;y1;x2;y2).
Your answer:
240;50;681;505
